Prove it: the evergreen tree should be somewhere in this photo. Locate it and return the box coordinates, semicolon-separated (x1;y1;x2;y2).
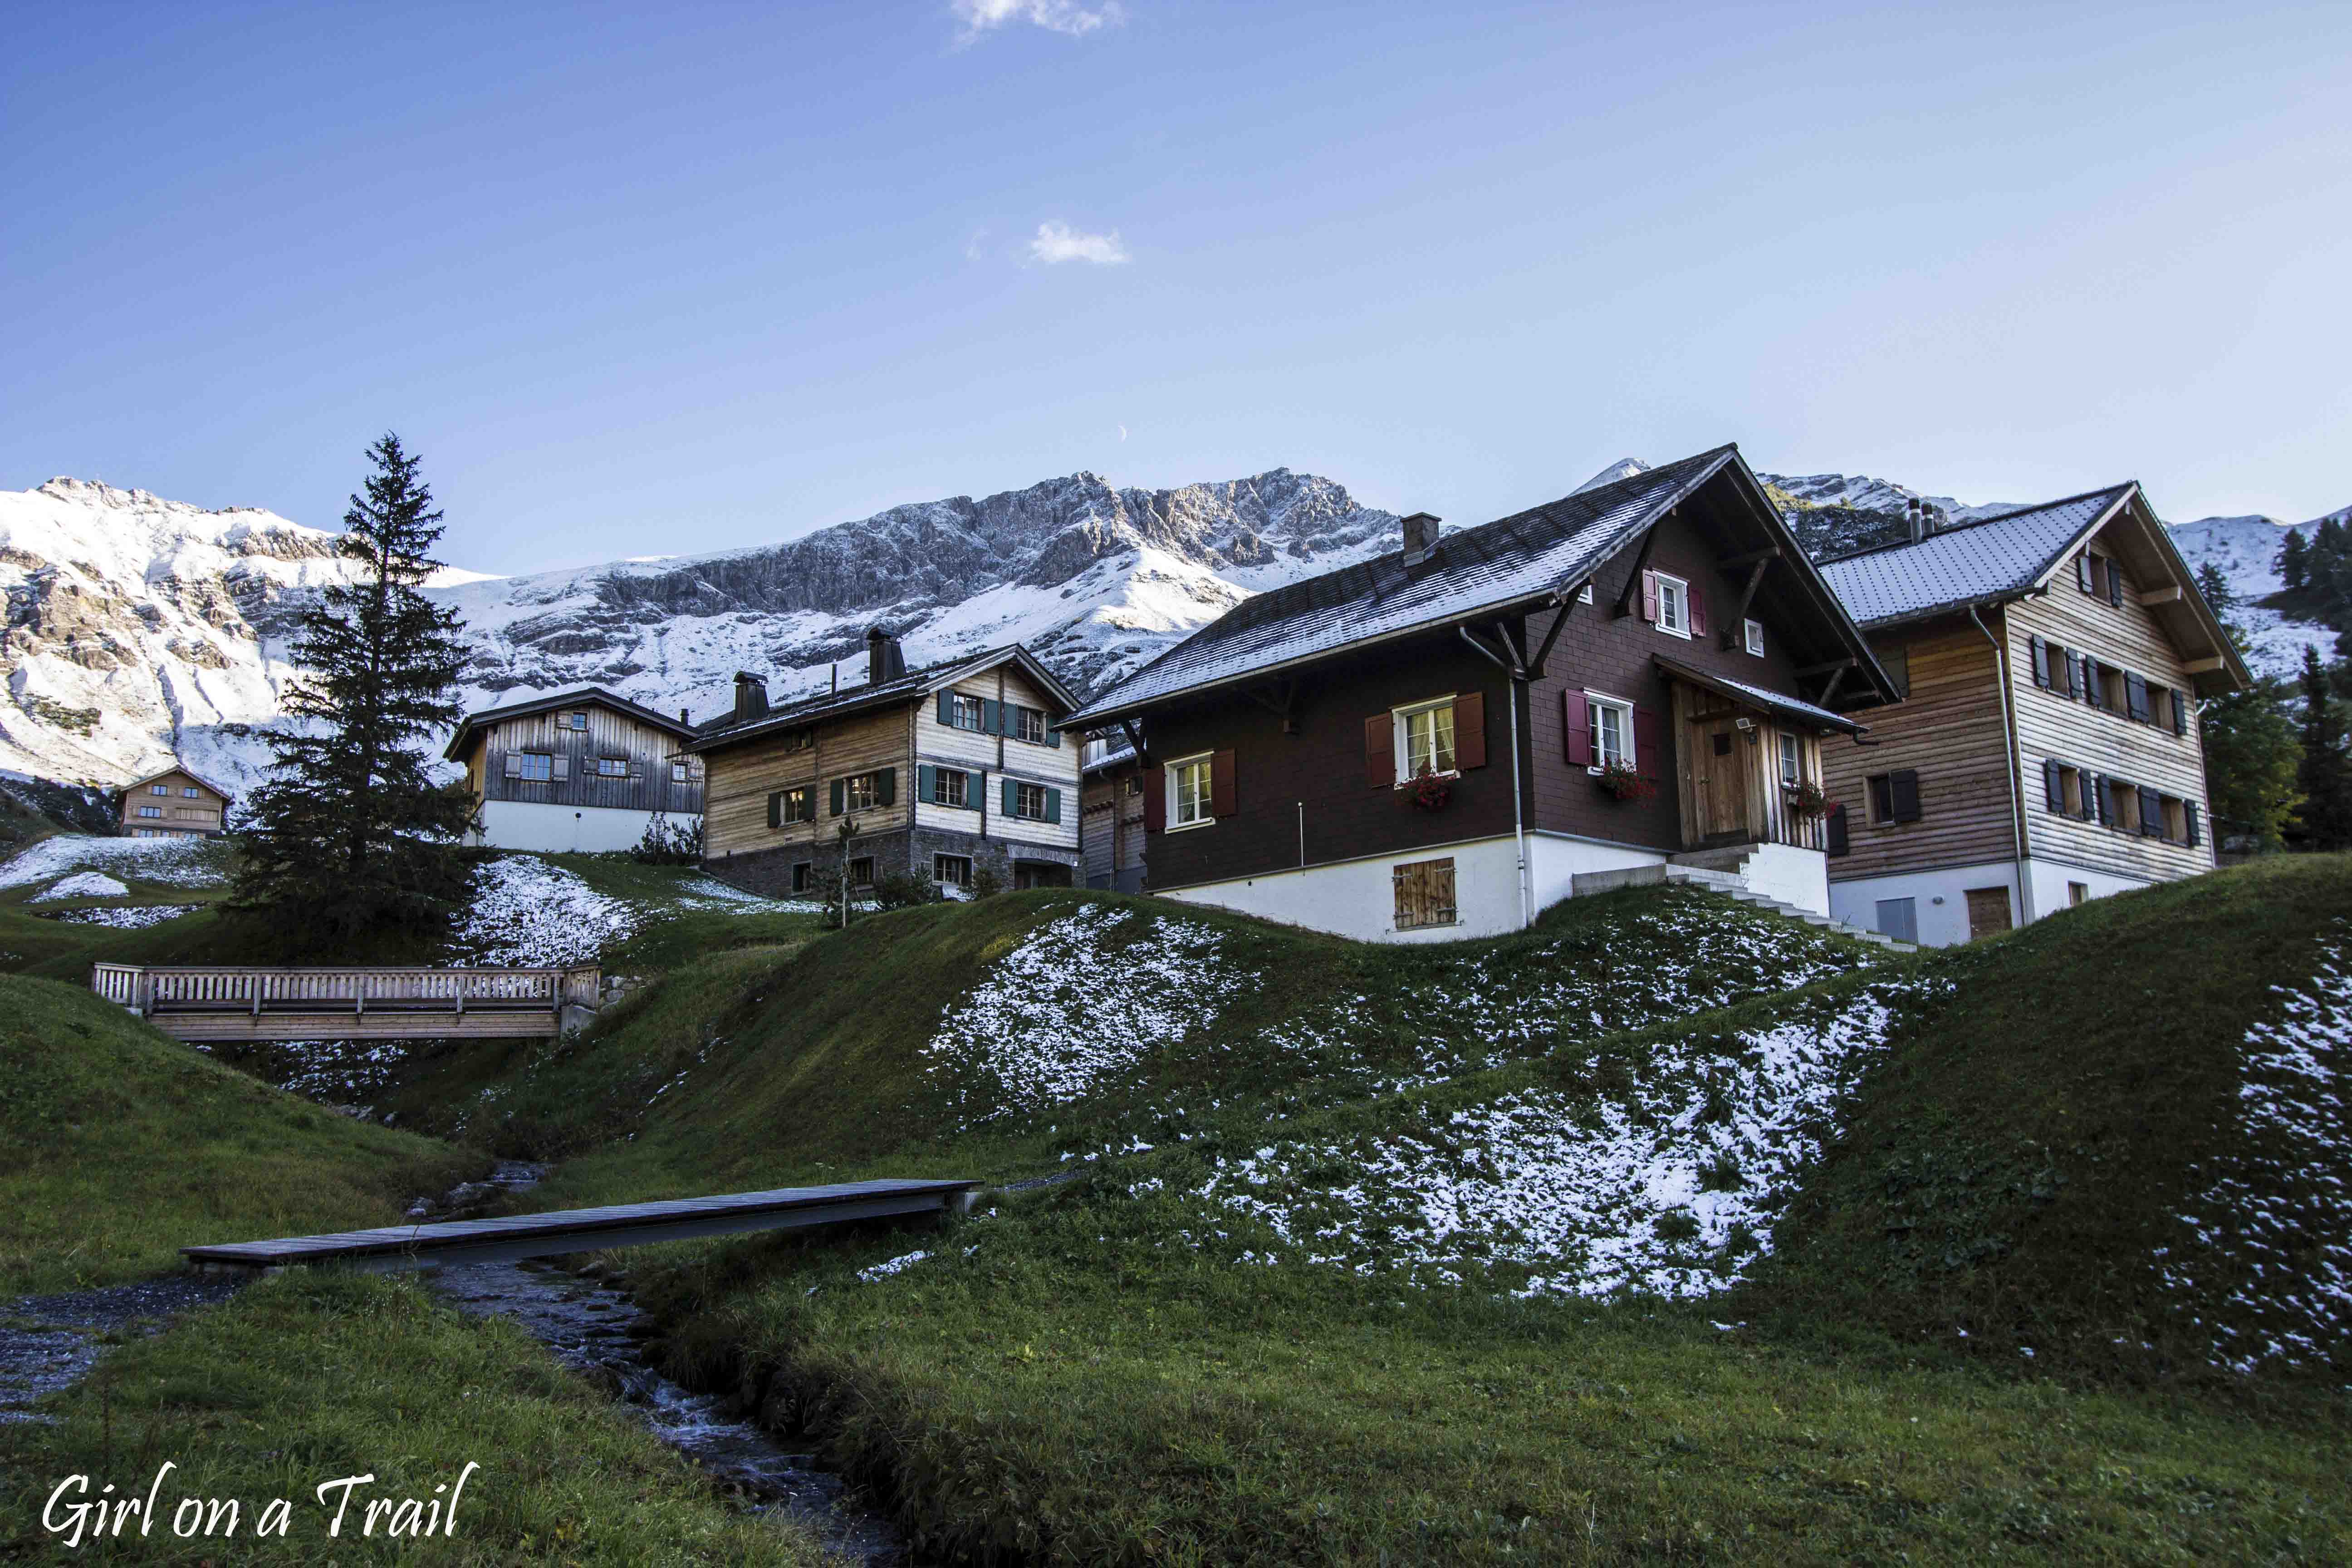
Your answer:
231;434;476;941
2285;645;2352;851
2195;565;2302;850
2277;529;2307;593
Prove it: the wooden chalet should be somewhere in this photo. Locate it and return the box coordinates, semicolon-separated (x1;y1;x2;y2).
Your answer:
444;686;703;853
118;764;233;838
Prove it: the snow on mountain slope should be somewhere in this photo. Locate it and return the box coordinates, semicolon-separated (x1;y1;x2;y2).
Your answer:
2166;511;2342;678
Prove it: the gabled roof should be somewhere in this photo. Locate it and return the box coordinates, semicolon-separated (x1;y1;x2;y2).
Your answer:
1815;484;2134;627
1067;446;1888;727
118;764;235;801
441;685;697;762
683;643;1080;757
1651;655;1866;735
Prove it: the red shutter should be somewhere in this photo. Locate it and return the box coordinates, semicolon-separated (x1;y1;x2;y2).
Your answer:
1563;691;1592;766
1641;570;1660;623
1142;763;1165;833
1210;749;1237;817
1453;692;1486;770
1632;705;1662;780
1364;713;1394;788
1687;583;1707;637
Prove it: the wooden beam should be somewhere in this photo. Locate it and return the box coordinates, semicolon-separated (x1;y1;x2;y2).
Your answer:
1796;657;1858;677
2181;655;2226;674
1524;597;1577;679
1241;678;1301;734
2141;585;2184;605
1612;525;1661;619
1119;718;1149;766
1717;545;1781;569
1814;666;1849;709
1720;556;1772;649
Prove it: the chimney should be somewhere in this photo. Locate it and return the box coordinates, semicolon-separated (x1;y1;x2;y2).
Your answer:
1400;512;1442;567
679;706;690;726
1905;498;1926;545
867;625;906;685
732;671;768;724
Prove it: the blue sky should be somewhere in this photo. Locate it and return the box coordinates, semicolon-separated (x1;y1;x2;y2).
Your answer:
5;1;2348;573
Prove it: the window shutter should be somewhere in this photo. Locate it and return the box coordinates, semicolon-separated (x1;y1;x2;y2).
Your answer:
2185;801;2201;847
552;755;571;780
1687;583;1707;637
876;768;896;806
1825;802;1849;858
1641;570;1660;623
2172;689;2188;736
1210;750;1237;817
1142;764;1165;833
1045;786;1063;825
2043;758;2063;812
2076;554;2094;593
1364;713;1394;788
1002;776;1018;817
1633;706;1663;780
1454;691;1486;769
981;699;1000;735
937;693;954;725
2139;788;2163;837
1563;691;1592;767
2107;564;2124;606
2126;672;2149;723
1889;769;1922;823
1047;720;1062;748
2082;657;2102;709
767;791;783;828
2089;774;2108;826
2030;635;2050;688
918;764;936;804
503;751;522;778
830;778;845;816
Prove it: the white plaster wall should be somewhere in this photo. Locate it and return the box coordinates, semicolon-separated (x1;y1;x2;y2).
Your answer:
2023;857;2157;919
472;800;675;854
1528;832;1663;916
1741;843;1831;917
1827;858;2024;947
1164;835;1527;942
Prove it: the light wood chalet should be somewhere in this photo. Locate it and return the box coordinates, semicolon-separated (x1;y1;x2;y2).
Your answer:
1815;485;2249;947
1078;735;1146;892
687;630;1083;897
443;687;703;853
118;765;232;838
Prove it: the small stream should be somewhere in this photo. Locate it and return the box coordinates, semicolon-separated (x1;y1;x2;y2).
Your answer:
424;1162;911;1567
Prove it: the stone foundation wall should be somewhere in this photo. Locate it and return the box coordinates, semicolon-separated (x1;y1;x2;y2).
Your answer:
701;827;1081;898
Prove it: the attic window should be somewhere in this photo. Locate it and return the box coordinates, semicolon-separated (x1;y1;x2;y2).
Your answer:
562;711;588;730
1654;573;1690;638
151;784;171;797
1744;619;1765;657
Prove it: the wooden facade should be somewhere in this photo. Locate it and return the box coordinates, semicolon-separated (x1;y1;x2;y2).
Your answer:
118;766;231;838
448;691;703;818
1079;741;1146;892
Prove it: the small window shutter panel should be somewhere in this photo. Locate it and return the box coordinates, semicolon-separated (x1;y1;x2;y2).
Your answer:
2108;564;2124;606
1453;691;1486;769
1641;570;1660;623
767;791;782;828
2077;554;2095;593
2030;635;2050;688
830;779;845;816
1045;786;1062;825
1825;801;1849;858
918;764;935;803
2185;801;2201;847
2172;690;2188;736
1002;776;1018;817
2082;657;2102;709
2126;672;2149;723
2043;758;2063;812
552;755;571;780
1687;584;1707;637
1633;706;1662;780
937;693;954;725
1890;769;1922;823
2140;788;2163;837
1363;713;1394;788
980;699;1000;735
1047;720;1061;748
503;752;522;778
877;769;896;806
1142;765;1165;833
1563;691;1592;767
1210;750;1237;817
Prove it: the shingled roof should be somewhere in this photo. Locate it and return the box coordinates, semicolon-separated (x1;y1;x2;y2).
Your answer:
1815;484;2136;628
1065;447;1770;727
683;643;1079;756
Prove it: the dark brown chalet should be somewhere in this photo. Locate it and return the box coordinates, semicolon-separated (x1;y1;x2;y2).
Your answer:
1059;447;1896;941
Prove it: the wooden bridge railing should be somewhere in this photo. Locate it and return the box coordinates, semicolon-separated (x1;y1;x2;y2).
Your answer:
92;963;601;1024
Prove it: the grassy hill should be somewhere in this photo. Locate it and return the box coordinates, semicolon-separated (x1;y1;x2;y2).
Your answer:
0;975;485;1292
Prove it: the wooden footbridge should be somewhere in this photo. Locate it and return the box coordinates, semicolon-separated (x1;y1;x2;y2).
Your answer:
92;962;604;1041
181;1180;980;1274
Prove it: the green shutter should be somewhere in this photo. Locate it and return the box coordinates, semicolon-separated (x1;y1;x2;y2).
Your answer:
767;791;782;828
1045;785;1062;824
937;693;954;725
1046;719;1061;748
918;764;935;804
981;699;1000;735
877;768;896;806
1003;776;1018;816
960;769;980;810
830;778;844;816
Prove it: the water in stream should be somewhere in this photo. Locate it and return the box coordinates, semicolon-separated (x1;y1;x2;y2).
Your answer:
426;1162;911;1566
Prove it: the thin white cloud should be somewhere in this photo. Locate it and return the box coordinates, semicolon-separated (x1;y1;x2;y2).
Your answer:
1029;221;1129;266
964;225;990;261
953;0;1124;42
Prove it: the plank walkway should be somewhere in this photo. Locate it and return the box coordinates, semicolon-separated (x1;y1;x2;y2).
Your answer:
93;962;602;1041
181;1179;979;1274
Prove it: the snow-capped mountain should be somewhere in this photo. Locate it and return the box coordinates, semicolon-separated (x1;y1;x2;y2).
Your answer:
0;470;1396;790
2166;510;2344;678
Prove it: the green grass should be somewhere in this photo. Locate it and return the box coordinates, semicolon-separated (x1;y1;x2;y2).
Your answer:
0;1270;829;1564
0;975;486;1293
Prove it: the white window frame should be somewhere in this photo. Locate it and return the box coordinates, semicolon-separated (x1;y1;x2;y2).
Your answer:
1585;691;1635;771
1777;730;1801;786
932;767;970;808
1166;753;1214;831
934;853;973;888
1577;582;1594;604
1654;572;1690;639
1391;696;1459;784
1744;618;1765;657
1011;705;1047;745
1014;780;1049;821
948;692;988;733
671;760;691;784
595;756;628;778
515;751;554;782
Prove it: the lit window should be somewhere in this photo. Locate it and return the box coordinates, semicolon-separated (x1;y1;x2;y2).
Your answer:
1655;573;1690;637
1394;698;1457;780
1587;694;1635;769
781;786;814;823
1744;619;1765;657
1169;756;1212;828
1777;731;1800;785
935;853;973;888
843;774;880;811
515;752;554;782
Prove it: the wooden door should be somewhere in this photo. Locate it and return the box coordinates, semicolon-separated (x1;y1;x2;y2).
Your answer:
1964;885;2014;939
1690;715;1752;843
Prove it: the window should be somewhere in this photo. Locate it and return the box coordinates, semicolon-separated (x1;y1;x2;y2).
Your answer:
150;784;171;796
1867;769;1922;824
1587;693;1635;770
1873;897;1918;944
595;756;629;778
132;828;158;838
847;856;875;888
1878;643;1910;700
1169;755;1213;829
2069;881;2090;907
2042;760;2088;818
1011;705;1047;744
935;853;973;888
1125;777;1142;797
843;773;881;811
136;805;162;819
1394;697;1457;780
181;786;200;799
791;861;812;893
1654;572;1690;637
1015;781;1050;821
928;766;970;808
1392;857;1457;931
1744;618;1765;657
1577;583;1595;604
947;692;988;732
514;752;554;782
1776;731;1800;785
671;760;691;784
771;786;815;826
2077;552;2125;606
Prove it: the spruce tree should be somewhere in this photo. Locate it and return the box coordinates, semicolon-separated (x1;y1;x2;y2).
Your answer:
2278;529;2307;593
2285;645;2352;852
2195;564;2301;849
232;434;476;941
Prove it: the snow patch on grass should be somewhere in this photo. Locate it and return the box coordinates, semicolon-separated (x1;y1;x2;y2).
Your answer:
2159;921;2352;1376
31;871;129;900
34;904;199;929
858;1249;932;1283
446;856;642;968
922;903;1249;1123
0;833;228;889
1192;977;1946;1300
